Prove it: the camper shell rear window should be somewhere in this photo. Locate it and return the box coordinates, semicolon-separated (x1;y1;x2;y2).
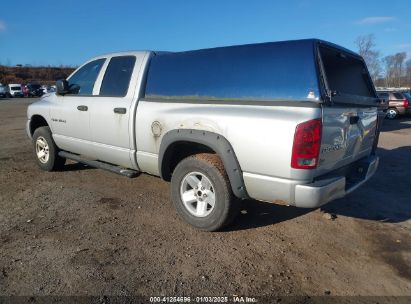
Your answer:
144;40;321;103
318;44;378;105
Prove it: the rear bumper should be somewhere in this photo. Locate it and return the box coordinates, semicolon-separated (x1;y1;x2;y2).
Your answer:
294;155;379;208
243;155;379;208
397;107;407;115
11;92;24;97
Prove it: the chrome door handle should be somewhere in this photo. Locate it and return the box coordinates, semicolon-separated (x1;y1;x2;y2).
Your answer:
114;107;126;114
77;105;88;111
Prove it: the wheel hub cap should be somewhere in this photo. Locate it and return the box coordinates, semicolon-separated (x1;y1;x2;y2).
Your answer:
387;109;396;119
35;136;49;164
180;172;216;217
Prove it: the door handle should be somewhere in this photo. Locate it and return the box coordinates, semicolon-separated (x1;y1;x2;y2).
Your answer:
77;105;88;111
114;107;126;114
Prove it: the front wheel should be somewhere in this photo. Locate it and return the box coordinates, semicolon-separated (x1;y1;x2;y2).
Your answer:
171;153;239;231
32;126;66;171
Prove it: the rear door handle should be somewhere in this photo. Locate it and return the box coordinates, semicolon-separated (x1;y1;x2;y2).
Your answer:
77;105;88;111
114;107;127;114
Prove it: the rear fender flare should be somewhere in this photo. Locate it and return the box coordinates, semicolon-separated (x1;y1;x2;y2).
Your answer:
159;129;248;199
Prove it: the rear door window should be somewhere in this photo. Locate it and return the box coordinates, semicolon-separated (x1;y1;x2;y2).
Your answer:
393;93;404;100
99;56;136;97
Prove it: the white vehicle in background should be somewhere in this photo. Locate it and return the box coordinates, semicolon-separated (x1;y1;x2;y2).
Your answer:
7;84;24;97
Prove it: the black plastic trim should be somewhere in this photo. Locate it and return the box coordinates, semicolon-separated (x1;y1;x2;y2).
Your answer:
158;129;249;199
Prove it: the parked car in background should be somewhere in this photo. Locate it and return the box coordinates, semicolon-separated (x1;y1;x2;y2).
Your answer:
7;84;24;97
0;85;9;98
41;85;56;94
377;91;410;119
24;84;44;97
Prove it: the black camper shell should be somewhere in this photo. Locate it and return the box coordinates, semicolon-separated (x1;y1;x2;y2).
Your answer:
144;39;379;107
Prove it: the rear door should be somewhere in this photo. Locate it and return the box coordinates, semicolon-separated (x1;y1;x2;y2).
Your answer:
316;44;381;175
89;55;142;168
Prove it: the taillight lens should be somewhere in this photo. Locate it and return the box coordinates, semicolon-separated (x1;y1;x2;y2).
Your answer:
403;99;409;108
291;118;322;169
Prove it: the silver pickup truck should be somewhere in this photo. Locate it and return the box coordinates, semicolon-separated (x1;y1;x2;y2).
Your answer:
27;39;384;231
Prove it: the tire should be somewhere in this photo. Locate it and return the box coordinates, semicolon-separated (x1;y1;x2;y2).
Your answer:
32;126;66;171
171;153;240;231
386;108;399;120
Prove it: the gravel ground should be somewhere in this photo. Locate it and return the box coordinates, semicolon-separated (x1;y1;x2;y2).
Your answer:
0;98;410;299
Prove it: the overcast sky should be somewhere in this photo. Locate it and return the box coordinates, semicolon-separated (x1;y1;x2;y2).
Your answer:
0;0;410;66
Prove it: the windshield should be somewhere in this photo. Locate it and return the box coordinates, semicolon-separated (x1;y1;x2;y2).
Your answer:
11;86;21;91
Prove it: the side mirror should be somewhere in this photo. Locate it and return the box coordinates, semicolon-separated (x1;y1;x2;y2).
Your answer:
69;84;80;95
56;79;69;95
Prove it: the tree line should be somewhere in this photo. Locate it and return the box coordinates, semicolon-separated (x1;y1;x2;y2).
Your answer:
1;37;409;88
355;34;411;88
0;65;75;85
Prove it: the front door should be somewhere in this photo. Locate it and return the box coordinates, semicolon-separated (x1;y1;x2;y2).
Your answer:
50;58;106;157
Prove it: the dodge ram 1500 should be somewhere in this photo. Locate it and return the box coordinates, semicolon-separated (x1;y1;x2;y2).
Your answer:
27;39;385;231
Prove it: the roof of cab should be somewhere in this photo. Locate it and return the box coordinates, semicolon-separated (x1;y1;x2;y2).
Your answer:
89;50;151;60
83;39;361;65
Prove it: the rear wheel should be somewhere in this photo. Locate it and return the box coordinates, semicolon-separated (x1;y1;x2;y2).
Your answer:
32;126;65;171
386;108;399;119
171;153;239;231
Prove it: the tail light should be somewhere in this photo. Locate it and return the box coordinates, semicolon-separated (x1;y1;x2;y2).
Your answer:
291;118;322;169
403;99;409;108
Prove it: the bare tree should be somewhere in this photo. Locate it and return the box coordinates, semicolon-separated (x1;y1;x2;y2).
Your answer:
406;58;411;87
394;52;407;87
383;55;396;87
381;52;407;87
354;34;382;83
